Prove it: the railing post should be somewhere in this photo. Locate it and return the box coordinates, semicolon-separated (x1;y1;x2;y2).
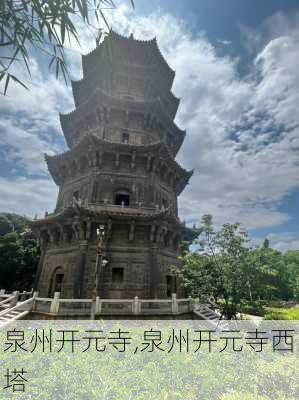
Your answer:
32;291;39;311
188;296;193;311
133;296;140;314
172;293;178;314
50;292;60;314
0;289;5;295
10;291;19;307
95;296;101;315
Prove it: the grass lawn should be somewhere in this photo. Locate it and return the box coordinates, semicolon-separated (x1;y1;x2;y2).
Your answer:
264;306;299;320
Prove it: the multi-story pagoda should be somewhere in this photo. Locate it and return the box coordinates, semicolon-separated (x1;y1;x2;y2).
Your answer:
32;30;196;299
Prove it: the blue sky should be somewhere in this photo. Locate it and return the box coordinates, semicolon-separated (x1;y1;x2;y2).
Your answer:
1;0;299;251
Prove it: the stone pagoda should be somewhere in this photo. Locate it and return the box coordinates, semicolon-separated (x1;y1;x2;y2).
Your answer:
32;30;196;299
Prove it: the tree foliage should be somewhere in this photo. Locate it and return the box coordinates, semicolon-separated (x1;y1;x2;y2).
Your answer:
0;212;39;290
0;212;28;235
178;215;299;318
0;0;134;94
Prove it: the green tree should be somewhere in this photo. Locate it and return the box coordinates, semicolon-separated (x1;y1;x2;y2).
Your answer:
0;0;134;94
0;213;39;291
252;244;296;301
180;216;299;318
283;250;299;300
176;251;222;300
181;215;263;318
0;212;28;235
0;231;24;289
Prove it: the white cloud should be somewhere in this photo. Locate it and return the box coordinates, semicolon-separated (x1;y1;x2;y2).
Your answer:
257;232;299;253
0;118;61;176
0;59;73;131
239;10;299;55
0;57;74;214
0;177;57;217
106;6;299;230
0;58;75;179
1;6;299;242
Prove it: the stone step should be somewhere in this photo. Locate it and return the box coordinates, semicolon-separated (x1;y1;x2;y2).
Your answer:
8;310;20;315
0;301;30;327
194;304;224;323
5;314;15;318
0;317;9;321
199;310;215;315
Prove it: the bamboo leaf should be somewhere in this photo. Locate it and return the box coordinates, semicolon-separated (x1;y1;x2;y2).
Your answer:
49;55;56;68
4;73;10;95
61;20;66;44
99;9;110;30
55;58;59;78
10;73;29;90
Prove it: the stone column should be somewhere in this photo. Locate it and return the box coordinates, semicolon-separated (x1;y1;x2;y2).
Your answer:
98;151;103;167
149;244;159;299
146;154;152;171
10;291;19;307
129;220;135;242
73;241;88;298
50;292;60;314
131;151;136;169
95;296;101;315
115;152;120;168
171;293;178;313
33;231;48;291
133;296;140;314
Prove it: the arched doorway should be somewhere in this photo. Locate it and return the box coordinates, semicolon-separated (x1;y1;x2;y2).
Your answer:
48;267;64;297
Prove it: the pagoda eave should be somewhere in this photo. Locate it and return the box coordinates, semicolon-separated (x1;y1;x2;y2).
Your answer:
60;89;185;150
45;134;192;187
31;204;176;227
44;153;62;186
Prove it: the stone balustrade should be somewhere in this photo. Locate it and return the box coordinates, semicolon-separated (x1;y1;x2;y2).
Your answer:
1;289;193;317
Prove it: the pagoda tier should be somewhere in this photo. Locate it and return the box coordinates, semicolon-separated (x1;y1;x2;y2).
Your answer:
77;30;176;101
84;31;174;76
33;203;197;248
60;88;185;154
71;67;179;119
45;134;193;196
32;203;198;299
